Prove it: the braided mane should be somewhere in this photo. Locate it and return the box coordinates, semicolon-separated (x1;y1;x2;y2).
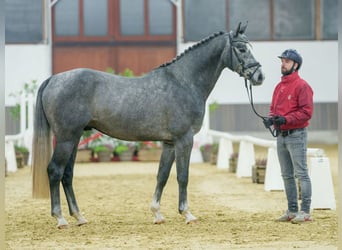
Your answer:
158;31;225;68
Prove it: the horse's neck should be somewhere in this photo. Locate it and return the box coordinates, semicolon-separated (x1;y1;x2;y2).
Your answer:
168;37;226;100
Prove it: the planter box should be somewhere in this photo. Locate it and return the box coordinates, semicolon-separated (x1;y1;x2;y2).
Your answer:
76;149;92;163
138;149;162;162
97;151;112;162
252;164;266;184
229;158;237;173
119;151;133;161
16;154;24;168
201;150;212;162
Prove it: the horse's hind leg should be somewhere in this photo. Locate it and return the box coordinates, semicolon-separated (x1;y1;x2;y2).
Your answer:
151;142;175;224
62;144;88;226
48;141;77;229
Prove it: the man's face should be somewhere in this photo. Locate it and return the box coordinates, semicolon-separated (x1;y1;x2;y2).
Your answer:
281;58;298;75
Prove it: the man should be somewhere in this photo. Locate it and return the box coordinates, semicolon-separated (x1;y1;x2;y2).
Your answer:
263;49;314;223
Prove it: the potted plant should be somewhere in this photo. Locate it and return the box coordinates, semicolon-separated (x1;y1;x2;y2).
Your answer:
76;130;101;163
210;143;219;165
92;144;113;162
252;158;267;184
229;152;239;173
114;142;135;161
14;145;29;167
200;143;213;162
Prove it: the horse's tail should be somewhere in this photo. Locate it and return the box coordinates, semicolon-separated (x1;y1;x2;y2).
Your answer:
32;77;52;199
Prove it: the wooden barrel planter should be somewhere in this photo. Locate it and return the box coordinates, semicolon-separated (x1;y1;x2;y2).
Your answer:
97;151;112;162
76;149;92;163
138;149;162;162
252;158;267;184
119;150;133;161
228;153;238;173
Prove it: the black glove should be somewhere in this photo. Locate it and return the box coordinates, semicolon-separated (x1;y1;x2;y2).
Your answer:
273;116;286;126
263;117;273;129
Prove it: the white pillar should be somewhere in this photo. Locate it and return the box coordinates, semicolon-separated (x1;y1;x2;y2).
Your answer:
310;157;336;210
264;147;284;191
236;140;255;178
216;137;233;169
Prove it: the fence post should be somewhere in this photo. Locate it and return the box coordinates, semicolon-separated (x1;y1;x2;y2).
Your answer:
264;147;284;191
5;140;17;172
310;157;336;210
236;140;254;177
216;137;233;169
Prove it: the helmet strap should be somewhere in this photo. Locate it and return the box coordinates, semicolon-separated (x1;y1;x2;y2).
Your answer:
282;62;297;76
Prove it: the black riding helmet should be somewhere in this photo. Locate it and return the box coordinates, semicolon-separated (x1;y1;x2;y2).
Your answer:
278;49;302;71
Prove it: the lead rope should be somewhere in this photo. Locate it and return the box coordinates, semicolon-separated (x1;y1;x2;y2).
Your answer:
244;79;279;137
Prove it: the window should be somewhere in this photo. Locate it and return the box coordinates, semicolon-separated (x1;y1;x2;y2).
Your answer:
229;0;270;40
149;0;173;35
119;0;174;38
321;0;338;40
84;0;108;36
183;0;337;41
55;0;79;36
184;0;226;42
120;0;145;36
5;0;43;43
53;0;175;42
273;0;315;40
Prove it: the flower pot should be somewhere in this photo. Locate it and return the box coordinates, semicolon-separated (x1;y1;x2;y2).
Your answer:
119;151;133;161
97;151;112;162
201;150;212;162
16;154;24;168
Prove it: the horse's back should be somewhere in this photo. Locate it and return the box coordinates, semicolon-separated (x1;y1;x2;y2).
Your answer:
41;67;203;141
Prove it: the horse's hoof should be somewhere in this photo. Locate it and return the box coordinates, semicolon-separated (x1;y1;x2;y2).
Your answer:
153;219;165;224
77;220;88;226
186;219;198;224
57;224;69;229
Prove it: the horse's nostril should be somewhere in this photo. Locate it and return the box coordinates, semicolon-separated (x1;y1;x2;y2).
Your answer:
258;73;264;82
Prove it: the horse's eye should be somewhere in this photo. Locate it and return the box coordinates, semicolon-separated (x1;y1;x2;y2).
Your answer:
238;48;246;53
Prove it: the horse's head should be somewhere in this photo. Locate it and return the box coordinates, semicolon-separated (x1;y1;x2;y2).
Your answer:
225;22;265;86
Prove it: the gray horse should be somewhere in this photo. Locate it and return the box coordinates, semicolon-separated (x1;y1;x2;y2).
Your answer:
32;22;264;228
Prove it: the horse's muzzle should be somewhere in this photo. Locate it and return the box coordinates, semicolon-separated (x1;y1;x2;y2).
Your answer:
250;70;265;86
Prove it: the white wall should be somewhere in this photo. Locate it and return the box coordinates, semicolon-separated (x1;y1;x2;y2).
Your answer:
5;44;51;106
180;41;338;105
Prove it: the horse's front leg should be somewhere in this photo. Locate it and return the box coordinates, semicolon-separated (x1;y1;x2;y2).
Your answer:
151;143;175;224
175;132;197;224
62;145;87;226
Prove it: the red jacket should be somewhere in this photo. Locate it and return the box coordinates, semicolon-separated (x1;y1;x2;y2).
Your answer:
270;71;313;130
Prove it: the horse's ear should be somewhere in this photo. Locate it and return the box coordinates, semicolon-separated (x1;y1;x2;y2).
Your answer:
234;22;242;37
239;21;248;34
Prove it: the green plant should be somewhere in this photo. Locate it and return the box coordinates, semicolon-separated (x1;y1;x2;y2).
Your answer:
9;80;38;120
92;145;112;153
114;144;130;155
209;101;219;113
14;145;29;153
105;67;135;77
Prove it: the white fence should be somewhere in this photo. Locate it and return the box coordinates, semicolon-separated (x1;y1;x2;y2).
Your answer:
5;94;35;172
207;129;336;210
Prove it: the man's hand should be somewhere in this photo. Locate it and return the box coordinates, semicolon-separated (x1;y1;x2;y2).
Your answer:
274;116;286;126
263;117;273;129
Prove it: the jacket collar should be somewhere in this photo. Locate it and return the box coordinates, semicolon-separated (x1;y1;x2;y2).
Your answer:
281;71;299;84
